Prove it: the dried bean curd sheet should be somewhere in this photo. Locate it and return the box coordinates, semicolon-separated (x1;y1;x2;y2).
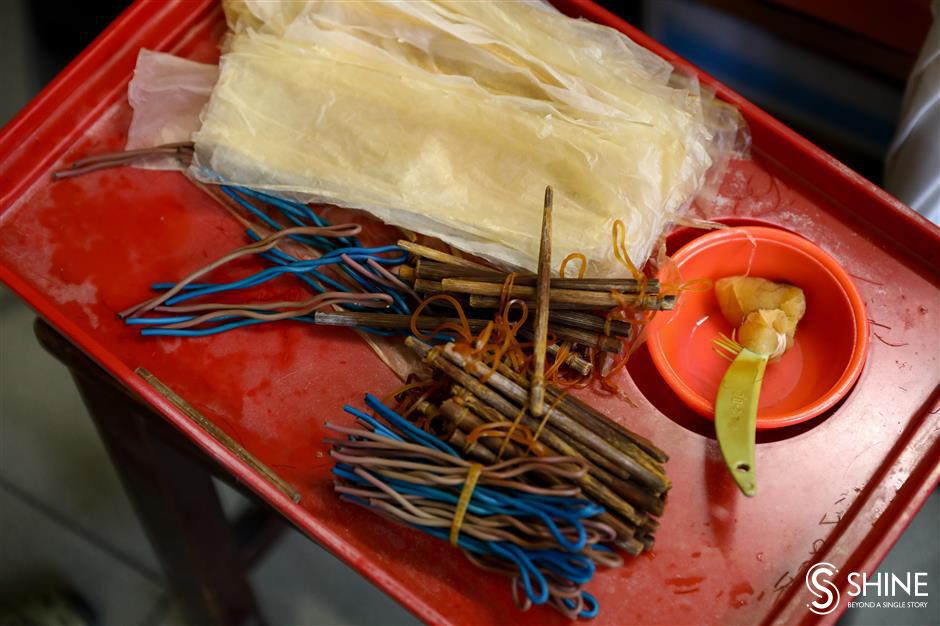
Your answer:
190;0;744;276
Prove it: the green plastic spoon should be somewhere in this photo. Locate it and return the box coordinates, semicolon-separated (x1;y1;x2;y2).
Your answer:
713;336;767;497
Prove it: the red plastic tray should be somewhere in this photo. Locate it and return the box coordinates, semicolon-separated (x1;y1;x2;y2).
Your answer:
1;2;937;625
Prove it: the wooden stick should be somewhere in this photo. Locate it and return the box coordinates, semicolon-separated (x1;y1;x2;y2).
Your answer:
314;310;485;331
549;310;631;337
406;337;646;527
414;259;521;281
442;400;648;544
489;360;670;490
552;402;664;479
412;400;505;465
561;436;667;516
467;295;603;311
443;279;676;310
618;535;646;556
313;310;618;353
543;339;593;376
437;399;530;461
447;391;662;516
397;264;416;283
548;386;670;464
499;362;668;469
136;368;301;503
525;277;659;293
545;324;621;353
453;382;665;516
415;260;659;294
396;240;494;272
530;186;553;417
413;278;447;293
445;429;499;464
433;341;670;494
432;288;629;338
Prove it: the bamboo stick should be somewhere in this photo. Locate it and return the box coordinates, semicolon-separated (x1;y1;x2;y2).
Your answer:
527;325;621;353
548;386;670;464
137;368;301;503
408;337;669;494
396;240;494;272
467;295;603;311
314;310;482;331
545;342;593;376
497;362;668;472
544;391;665;478
437;399;533;461
313;310;619;353
618;535;646;556
445;425;499;465
513;330;593;375
413;278;447;293
530;186;553;417
548;310;631;337
397;264;416;283
414;259;520;281
406;337;646;527
561;436;666;516
437;343;670;494
415;260;659;294
450;387;665;516
444;279;676;310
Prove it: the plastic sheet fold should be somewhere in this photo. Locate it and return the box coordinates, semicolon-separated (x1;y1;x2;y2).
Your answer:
127;50;218;169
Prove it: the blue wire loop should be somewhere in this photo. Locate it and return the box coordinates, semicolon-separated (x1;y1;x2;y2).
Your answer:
125;184;410;336
334;396;608;617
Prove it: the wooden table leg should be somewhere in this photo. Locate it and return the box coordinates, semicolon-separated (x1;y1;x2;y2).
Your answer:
34;319;264;626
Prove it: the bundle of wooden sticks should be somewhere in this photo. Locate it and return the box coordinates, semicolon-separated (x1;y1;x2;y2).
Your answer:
309;185;676;404
331;187;671;560
312;238;676;379
396;336;669;554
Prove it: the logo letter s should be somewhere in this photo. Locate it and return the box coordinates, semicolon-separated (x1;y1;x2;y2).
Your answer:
806;562;840;615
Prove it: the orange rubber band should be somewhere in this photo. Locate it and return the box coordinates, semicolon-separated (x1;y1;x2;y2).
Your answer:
410;293;473;343
382;377;435;406
543;341;571;380
464;422;547;457
612;220;645;284
660;277;713;296
559;252;587;279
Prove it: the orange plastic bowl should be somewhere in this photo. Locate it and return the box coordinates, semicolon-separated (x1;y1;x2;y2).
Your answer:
647;226;869;429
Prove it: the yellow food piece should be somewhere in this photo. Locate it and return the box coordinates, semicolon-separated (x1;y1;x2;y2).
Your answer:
738;309;789;359
715;276;806;359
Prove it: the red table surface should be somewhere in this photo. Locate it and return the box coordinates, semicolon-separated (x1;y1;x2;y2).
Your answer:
1;1;938;625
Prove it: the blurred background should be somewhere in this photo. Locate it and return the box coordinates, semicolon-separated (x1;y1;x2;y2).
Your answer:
1;1;937;625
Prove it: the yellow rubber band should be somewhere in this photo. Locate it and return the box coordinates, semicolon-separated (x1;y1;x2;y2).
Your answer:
450;463;484;546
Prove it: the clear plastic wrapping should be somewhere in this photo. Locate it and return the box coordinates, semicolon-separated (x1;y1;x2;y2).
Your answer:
190;0;746;275
126;49;217;169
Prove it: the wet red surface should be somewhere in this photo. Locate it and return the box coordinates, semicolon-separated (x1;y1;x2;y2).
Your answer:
1;1;937;625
